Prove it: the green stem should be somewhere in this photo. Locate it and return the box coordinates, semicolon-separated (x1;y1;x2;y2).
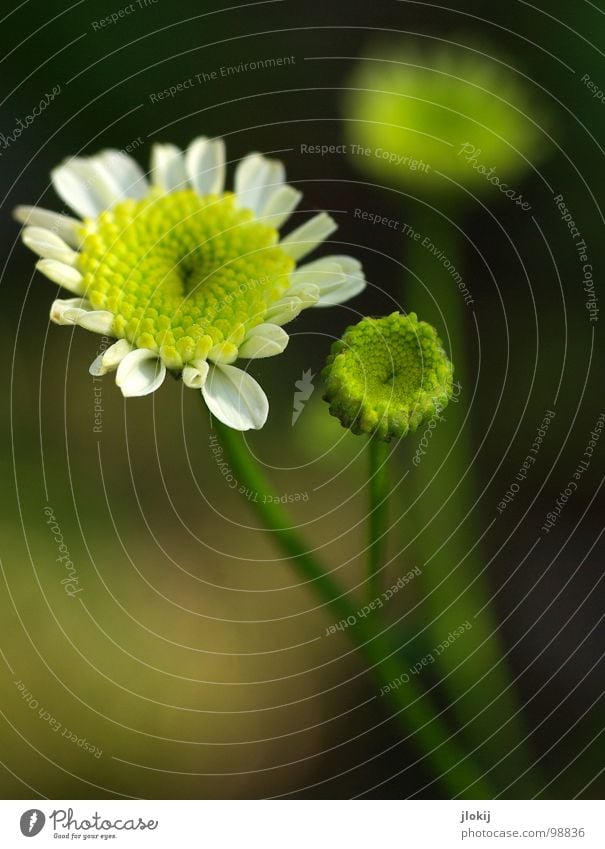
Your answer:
212;413;495;798
367;436;390;602
405;201;539;795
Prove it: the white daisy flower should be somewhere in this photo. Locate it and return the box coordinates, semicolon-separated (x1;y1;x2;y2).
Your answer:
15;137;366;430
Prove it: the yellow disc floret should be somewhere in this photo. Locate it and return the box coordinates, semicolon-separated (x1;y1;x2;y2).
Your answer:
322;312;454;441
77;190;294;369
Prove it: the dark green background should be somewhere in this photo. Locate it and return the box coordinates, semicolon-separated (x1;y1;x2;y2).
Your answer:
0;0;603;798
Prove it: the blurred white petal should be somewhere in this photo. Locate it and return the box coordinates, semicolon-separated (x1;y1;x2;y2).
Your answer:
151;143;187;191
13;206;81;247
51;157;123;218
259;185;302;229
36;259;84;294
95;149;149;199
22;227;78;264
235;153;286;215
280;213;337;260
185;137;226;195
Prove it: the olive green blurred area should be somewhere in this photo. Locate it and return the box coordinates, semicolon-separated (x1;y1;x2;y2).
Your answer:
1;0;604;798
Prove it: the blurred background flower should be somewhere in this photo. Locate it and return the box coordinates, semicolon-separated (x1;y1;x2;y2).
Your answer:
343;40;550;195
343;34;560;797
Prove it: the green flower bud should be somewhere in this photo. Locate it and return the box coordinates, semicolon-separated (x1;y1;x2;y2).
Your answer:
322;312;453;441
344;42;548;194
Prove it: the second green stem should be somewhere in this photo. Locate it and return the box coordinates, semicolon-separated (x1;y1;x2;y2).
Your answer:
213;414;494;798
368;435;390;602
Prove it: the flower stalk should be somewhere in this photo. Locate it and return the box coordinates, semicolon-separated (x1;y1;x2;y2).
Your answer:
212;413;495;798
367;436;390;602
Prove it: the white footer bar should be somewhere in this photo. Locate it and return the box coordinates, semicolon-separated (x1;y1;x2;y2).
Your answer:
0;800;602;848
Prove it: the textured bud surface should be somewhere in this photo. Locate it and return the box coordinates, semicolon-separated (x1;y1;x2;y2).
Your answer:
322;312;453;441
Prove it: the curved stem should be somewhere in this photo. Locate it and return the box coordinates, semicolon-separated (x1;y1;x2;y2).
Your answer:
367;436;390;602
212;413;495;798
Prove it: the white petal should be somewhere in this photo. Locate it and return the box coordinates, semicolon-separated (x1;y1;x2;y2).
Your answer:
151;143;187;191
50;297;92;325
22;227;78;264
287;259;344;296
51;163;100;219
202;363;268;431
317;254;367;307
185;137;226;195
51;158;123;218
13;206;81;247
36;259;84;294
51;298;114;335
295;284;320;307
259;185;302;229
95;149;149;199
263;285;319;326
263;297;302;326
280;213;337;260
288;256;365;304
100;338;133;368
238;323;289;358
115;349;166;397
89;339;133;376
67;309;114;334
182;359;209;389
315;278;366;306
234;153;286;215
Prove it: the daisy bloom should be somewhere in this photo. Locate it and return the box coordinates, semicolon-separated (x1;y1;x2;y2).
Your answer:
15;137;366;430
322;312;453;441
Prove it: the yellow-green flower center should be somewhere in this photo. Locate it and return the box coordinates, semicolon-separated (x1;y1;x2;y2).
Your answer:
322;312;454;441
77;190;294;368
